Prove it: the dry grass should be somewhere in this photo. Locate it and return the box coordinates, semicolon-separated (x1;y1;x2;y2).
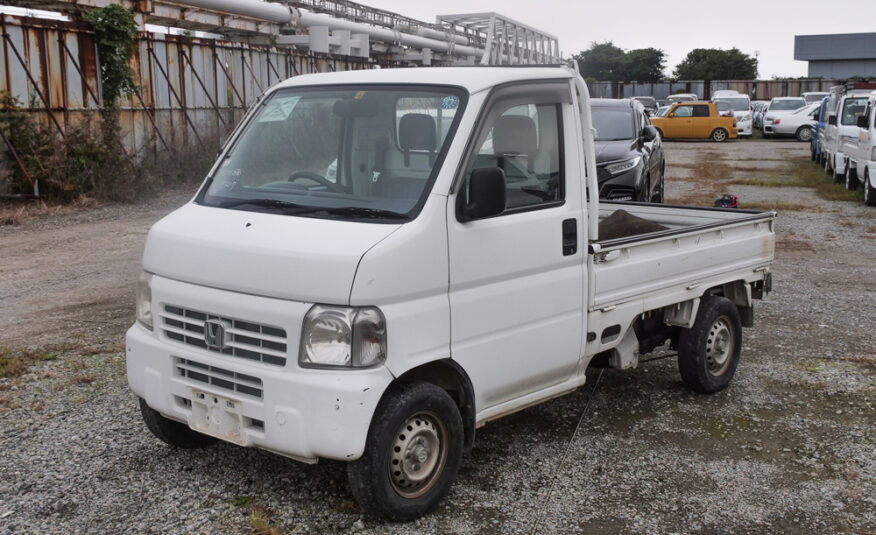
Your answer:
0;196;100;226
248;504;285;535
741;201;817;212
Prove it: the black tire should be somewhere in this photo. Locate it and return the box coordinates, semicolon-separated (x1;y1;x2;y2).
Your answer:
824;152;831;174
711;128;728;142
677;296;742;394
139;397;217;448
833;156;844;184
865;169;876;207
845;164;859;190
796;126;812;142
653;174;665;203
347;382;463;521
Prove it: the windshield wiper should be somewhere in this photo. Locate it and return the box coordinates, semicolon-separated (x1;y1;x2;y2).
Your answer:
324;206;410;220
215;198;305;210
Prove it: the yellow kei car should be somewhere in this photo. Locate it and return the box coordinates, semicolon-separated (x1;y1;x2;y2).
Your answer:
650;101;738;142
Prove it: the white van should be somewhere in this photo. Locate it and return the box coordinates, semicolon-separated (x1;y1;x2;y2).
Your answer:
127;66;775;520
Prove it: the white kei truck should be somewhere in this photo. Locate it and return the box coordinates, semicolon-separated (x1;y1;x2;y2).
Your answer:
127;65;775;520
839;90;876;205
824;90;874;184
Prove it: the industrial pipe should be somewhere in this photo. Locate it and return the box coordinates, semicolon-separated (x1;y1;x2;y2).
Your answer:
168;0;293;24
291;8;484;59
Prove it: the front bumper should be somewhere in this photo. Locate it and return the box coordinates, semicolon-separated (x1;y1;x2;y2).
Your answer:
126;277;394;463
736;119;752;136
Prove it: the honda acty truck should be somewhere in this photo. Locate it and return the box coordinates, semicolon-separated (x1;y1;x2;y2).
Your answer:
128;65;775;520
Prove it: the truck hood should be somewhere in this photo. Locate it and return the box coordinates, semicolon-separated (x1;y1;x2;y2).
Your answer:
142;203;400;304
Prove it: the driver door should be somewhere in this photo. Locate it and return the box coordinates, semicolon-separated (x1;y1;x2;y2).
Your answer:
446;81;585;411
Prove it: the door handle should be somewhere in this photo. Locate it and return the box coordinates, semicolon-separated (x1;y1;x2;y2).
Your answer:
562;218;577;256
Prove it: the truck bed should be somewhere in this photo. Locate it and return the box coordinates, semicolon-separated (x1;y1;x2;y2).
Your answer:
588;202;775;311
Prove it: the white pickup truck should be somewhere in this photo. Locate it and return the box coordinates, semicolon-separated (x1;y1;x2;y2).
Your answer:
840;90;876;205
127;65;775;520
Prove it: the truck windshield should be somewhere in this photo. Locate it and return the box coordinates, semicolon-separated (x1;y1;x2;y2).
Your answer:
715;97;750;111
592;108;634;140
199;85;466;221
841;97;868;125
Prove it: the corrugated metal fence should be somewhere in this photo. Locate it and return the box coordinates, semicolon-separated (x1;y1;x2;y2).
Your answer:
0;13;402;194
587;79;842;101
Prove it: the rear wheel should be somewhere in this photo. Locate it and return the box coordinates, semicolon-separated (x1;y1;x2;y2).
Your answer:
347;382;463;521
139;398;217;448
677;296;742;394
796;126;812;142
711;128;728;142
845;164;859;190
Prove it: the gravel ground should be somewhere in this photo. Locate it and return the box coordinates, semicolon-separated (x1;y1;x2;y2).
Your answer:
0;139;874;535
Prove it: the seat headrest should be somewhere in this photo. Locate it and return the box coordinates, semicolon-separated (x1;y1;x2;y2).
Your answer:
399;113;437;152
493;115;537;156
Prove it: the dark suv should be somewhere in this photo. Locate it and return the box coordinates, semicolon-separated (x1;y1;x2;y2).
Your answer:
592;98;665;202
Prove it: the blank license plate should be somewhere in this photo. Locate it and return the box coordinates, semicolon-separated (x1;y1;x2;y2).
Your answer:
189;389;247;446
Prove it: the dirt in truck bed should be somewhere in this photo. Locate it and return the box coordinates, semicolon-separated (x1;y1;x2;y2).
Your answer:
0;140;873;535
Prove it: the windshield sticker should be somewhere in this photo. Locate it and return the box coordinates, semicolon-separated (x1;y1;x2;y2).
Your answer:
354;91;366;100
257;96;301;122
441;95;459;110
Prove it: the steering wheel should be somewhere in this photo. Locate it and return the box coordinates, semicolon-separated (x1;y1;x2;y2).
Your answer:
288;171;345;193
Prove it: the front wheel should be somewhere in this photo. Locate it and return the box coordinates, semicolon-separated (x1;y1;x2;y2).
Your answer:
677;296;742;394
845;164;859;190
865;169;876;207
711;128;728;142
139;398;217;448
347;382;463;521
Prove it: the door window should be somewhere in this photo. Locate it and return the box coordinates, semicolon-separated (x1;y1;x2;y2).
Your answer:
462;97;564;212
673;105;693;118
692;105;710;117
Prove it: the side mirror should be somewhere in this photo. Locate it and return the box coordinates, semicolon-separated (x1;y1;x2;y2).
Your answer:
827;114;837;126
667;113;674;118
641;125;658;142
857;115;869;128
459;167;505;221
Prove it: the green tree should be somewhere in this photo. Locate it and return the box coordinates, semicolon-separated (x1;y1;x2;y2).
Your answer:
624;48;666;81
673;48;757;80
573;41;627;81
574;42;666;81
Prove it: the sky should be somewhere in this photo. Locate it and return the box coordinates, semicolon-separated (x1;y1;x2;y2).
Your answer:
363;0;876;78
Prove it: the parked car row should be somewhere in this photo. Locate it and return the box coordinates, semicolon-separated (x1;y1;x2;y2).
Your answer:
811;86;876;206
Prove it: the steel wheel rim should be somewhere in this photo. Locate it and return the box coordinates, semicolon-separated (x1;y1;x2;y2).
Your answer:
800;129;811;141
714;130;726;141
388;410;447;499
705;316;735;376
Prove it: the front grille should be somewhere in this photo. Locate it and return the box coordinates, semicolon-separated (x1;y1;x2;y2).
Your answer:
161;305;288;366
175;357;263;399
602;185;635;201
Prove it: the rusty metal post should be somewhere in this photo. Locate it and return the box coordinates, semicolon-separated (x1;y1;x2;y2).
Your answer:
147;43;204;147
58;35;100;107
1;33;65;137
0;124;35;193
180;48;227;127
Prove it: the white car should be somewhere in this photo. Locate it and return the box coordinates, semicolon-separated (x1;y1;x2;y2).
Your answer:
714;94;753;137
666;93;698;105
762;97;806;137
766;103;819;141
126;65;775;520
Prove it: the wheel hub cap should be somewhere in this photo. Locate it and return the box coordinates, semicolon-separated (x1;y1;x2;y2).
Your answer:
705;317;734;376
389;412;447;498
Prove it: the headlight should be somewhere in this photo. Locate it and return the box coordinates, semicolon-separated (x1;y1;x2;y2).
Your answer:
136;271;153;330
605;156;641;176
300;305;386;368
